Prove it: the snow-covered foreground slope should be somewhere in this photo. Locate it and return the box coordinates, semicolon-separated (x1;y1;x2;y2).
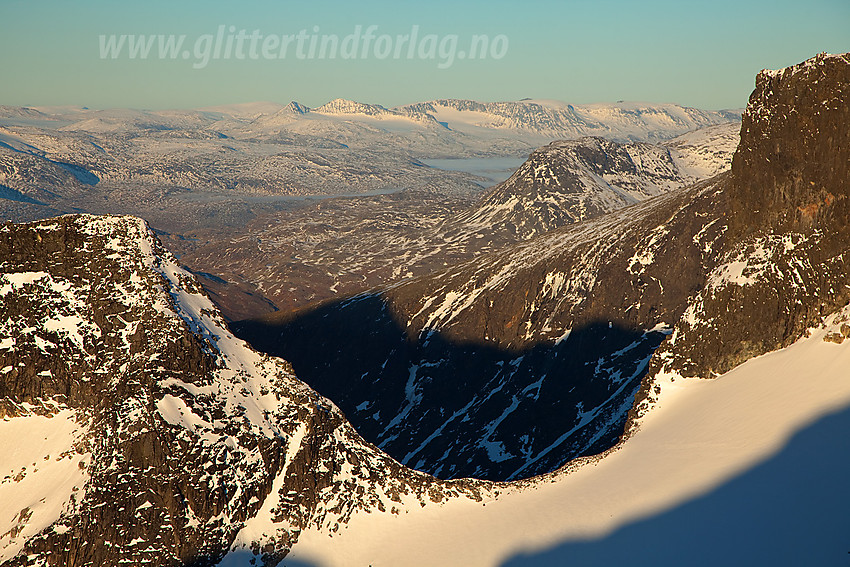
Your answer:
289;311;850;566
0;410;89;561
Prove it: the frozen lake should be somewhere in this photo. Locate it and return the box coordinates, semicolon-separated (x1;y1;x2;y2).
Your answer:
422;157;527;187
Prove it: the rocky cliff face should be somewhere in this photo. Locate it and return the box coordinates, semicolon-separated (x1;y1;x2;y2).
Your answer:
0;215;485;567
730;52;850;236
236;53;850;482
643;52;850;384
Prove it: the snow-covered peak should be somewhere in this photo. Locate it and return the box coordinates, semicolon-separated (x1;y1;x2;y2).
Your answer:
283;101;310;115
313;98;394;117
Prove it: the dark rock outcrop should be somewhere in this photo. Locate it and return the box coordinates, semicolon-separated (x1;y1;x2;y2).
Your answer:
649;53;850;381
730;52;850;237
0;215;485;567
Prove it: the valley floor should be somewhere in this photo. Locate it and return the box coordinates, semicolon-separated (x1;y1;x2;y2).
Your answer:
284;311;850;567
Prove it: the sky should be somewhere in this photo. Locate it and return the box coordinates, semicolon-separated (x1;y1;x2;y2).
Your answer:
1;0;848;111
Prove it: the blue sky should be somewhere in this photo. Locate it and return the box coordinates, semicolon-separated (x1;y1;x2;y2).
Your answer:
1;0;847;110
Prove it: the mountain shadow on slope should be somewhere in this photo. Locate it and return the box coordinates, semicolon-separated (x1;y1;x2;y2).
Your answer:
234;295;665;482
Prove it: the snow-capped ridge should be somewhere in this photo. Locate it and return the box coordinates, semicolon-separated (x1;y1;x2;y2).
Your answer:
760;51;850;79
395;98;741;142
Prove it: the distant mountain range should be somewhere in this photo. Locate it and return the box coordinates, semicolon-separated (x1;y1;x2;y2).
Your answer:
1;95;741;320
2;96;741;148
234;96;741;144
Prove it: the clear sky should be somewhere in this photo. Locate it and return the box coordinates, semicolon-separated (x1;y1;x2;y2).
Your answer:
1;0;848;111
